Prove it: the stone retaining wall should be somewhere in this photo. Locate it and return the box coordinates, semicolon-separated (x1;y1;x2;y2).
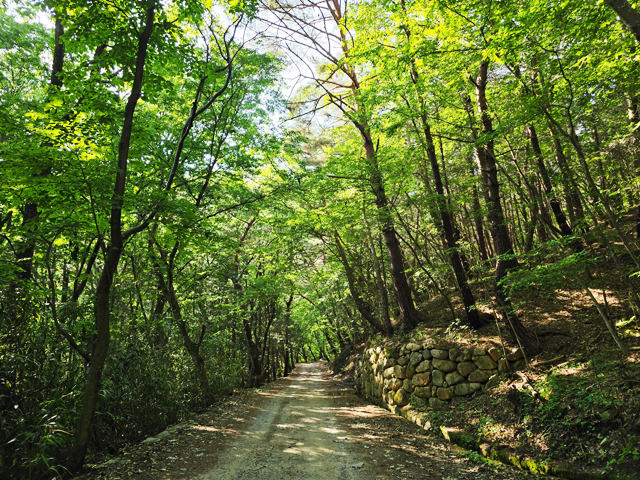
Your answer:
355;342;526;408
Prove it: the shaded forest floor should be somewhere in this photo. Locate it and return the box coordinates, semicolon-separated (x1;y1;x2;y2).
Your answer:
342;218;640;479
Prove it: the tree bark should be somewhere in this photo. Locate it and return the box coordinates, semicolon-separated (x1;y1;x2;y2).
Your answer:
604;0;640;42
362;139;423;331
528;126;577;238
66;6;155;472
464;60;540;356
362;204;394;335
418;117;481;328
334;232;392;335
284;294;293;377
399;5;480;327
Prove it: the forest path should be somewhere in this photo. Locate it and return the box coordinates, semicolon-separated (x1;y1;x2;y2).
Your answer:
198;362;360;480
81;362;542;480
197;362;540;480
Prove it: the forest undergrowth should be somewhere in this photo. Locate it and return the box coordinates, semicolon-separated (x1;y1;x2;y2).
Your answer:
342;215;640;479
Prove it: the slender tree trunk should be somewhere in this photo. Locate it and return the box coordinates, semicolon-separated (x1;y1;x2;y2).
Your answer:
470;163;490;262
362;138;423;331
465;60;539;356
362;203;393;334
8;16;66;330
243;313;263;386
334;232;391;335
549;129;586;229
67;7;155;472
527;125;590;260
167;284;210;400
324;0;422;332
284;294;293;376
417;117;481;327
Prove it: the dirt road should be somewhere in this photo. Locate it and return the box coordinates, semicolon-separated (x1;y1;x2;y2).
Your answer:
81;362;542;480
198;363;361;480
197;362;541;480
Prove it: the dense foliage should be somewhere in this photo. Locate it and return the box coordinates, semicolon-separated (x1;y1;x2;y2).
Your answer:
1;0;639;477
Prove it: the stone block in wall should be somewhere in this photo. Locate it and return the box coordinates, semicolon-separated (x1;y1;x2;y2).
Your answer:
394;365;407;379
406;362;417;379
455;349;472;362
387;390;396;405
416;360;431;373
383;367;395;379
398;355;410;366
413;386;432;399
432;369;445;386
411;372;431;386
403;378;414;393
409;352;423;365
383;357;397;368
468;369;491;383
473;355;498;370
431;349;449;360
511;359;526;371
484;374;501;390
390;378;403;392
454;383;476;396
457;361;477;377
432;358;456;372
472;347;486;356
445;371;465;386
448;348;459;361
406;343;422;352
506;348;524;361
431;385;438;397
437;387;454;400
421;349;433;360
394;389;411;407
488;347;502;362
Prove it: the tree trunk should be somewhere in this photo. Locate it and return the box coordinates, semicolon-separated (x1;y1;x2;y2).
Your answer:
334;232;392;335
243;313;263;386
362;204;394;335
283;294;293;377
418;116;481;328
604;0;640;42
528;125;586;257
549;129;586;229
470;163;490;262
326;0;422;332
466;60;540;356
362;139;423;331
66;6;155;472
